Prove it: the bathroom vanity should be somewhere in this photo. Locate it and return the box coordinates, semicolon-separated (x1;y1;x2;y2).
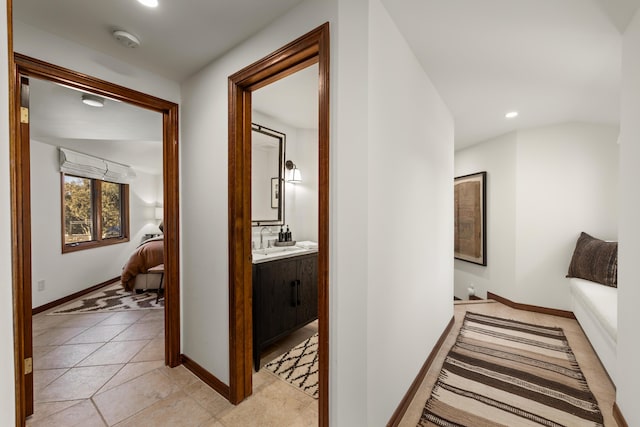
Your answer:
252;246;318;370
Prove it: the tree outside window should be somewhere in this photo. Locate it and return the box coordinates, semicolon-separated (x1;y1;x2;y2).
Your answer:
101;181;123;239
62;174;129;252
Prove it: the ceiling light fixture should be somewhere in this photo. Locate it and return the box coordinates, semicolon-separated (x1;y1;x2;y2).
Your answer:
81;94;104;108
112;30;141;48
505;111;519;119
137;0;159;7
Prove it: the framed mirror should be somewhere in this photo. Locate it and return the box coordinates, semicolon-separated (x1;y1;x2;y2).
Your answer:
252;123;285;226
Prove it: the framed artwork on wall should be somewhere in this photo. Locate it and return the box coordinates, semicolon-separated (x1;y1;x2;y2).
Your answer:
271;177;279;209
454;171;487;265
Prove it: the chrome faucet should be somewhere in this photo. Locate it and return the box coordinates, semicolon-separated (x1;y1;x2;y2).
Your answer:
260;226;270;249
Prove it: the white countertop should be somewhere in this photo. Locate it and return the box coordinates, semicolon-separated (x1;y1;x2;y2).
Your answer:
251;245;318;264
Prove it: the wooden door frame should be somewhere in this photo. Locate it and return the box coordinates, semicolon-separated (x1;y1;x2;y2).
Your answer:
227;23;330;426
9;54;181;425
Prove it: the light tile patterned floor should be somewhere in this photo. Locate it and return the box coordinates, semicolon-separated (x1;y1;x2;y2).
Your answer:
31;297;611;426
399;300;618;426
28;299;318;426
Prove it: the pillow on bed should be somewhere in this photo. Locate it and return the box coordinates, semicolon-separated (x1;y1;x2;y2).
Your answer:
567;232;617;287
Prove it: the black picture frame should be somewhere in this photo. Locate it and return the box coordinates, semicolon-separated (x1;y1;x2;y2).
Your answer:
454;171;487;266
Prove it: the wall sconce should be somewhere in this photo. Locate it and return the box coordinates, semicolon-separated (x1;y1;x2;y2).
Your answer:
285;160;302;183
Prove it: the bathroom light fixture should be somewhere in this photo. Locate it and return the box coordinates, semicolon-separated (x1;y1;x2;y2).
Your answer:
505;111;519;119
285;160;302;183
112;30;140;48
81;94;104;107
137;0;158;7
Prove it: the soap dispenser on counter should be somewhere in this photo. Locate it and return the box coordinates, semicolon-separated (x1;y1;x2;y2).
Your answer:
274;225;295;246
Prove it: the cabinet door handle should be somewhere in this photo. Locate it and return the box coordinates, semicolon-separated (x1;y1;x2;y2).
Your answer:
291;281;297;307
296;280;301;306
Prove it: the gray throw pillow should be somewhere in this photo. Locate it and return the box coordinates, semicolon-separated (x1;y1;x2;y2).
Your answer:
567;232;617;287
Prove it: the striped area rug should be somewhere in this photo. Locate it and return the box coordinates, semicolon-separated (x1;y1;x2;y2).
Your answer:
419;312;604;427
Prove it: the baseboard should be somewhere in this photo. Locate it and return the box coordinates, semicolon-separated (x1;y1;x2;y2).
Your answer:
487;292;575;319
387;315;455;427
181;354;230;401
32;276;120;315
469;295;483;301
613;402;629;427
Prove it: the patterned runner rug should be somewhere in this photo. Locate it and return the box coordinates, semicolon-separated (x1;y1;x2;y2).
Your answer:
265;333;318;399
49;283;163;314
419;312;604;427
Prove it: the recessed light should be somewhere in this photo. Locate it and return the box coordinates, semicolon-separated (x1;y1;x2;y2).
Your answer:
82;94;104;108
137;0;158;7
505;111;519;119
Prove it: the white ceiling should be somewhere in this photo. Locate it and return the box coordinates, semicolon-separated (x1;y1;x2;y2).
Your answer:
14;0;306;82
380;0;639;149
28;78;164;174
14;0;640;153
16;0;317;174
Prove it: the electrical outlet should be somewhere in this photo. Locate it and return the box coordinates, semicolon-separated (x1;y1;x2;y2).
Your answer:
37;280;45;291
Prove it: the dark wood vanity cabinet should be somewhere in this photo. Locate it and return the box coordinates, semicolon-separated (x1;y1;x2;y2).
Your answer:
252;253;318;370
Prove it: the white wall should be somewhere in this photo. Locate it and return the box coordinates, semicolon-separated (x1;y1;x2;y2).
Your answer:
616;8;640;426
0;2;16;423
455;123;619;310
331;0;370;423
285;128;319;243
180;0;337;388
30;139;162;307
366;0;454;423
181;0;454;424
514;123;618;309
455;132;517;301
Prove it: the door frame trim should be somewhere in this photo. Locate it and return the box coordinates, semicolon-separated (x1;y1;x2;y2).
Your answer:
227;23;330;426
10;53;181;424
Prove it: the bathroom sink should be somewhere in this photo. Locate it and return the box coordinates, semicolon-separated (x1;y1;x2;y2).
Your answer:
253;246;302;255
251;244;317;263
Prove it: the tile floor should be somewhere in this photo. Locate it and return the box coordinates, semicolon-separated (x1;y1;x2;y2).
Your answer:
31;298;611;426
28;301;318;426
398;300;617;426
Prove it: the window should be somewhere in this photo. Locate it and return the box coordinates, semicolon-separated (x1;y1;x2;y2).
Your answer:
62;173;129;252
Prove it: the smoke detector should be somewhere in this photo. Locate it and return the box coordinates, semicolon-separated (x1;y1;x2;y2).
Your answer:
112;30;140;48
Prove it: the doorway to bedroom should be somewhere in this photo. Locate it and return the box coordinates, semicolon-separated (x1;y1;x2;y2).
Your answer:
10;54;181;423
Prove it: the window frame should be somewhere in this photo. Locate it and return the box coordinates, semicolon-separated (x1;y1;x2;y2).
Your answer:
61;172;130;253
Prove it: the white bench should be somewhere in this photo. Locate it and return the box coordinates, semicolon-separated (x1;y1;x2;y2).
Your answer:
569;277;617;383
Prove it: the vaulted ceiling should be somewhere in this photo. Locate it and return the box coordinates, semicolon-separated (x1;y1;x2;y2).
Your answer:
381;0;638;148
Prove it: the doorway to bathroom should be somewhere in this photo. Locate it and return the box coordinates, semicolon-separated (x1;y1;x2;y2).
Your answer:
227;23;330;426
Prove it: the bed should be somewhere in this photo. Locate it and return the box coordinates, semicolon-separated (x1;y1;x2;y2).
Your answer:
121;235;164;291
